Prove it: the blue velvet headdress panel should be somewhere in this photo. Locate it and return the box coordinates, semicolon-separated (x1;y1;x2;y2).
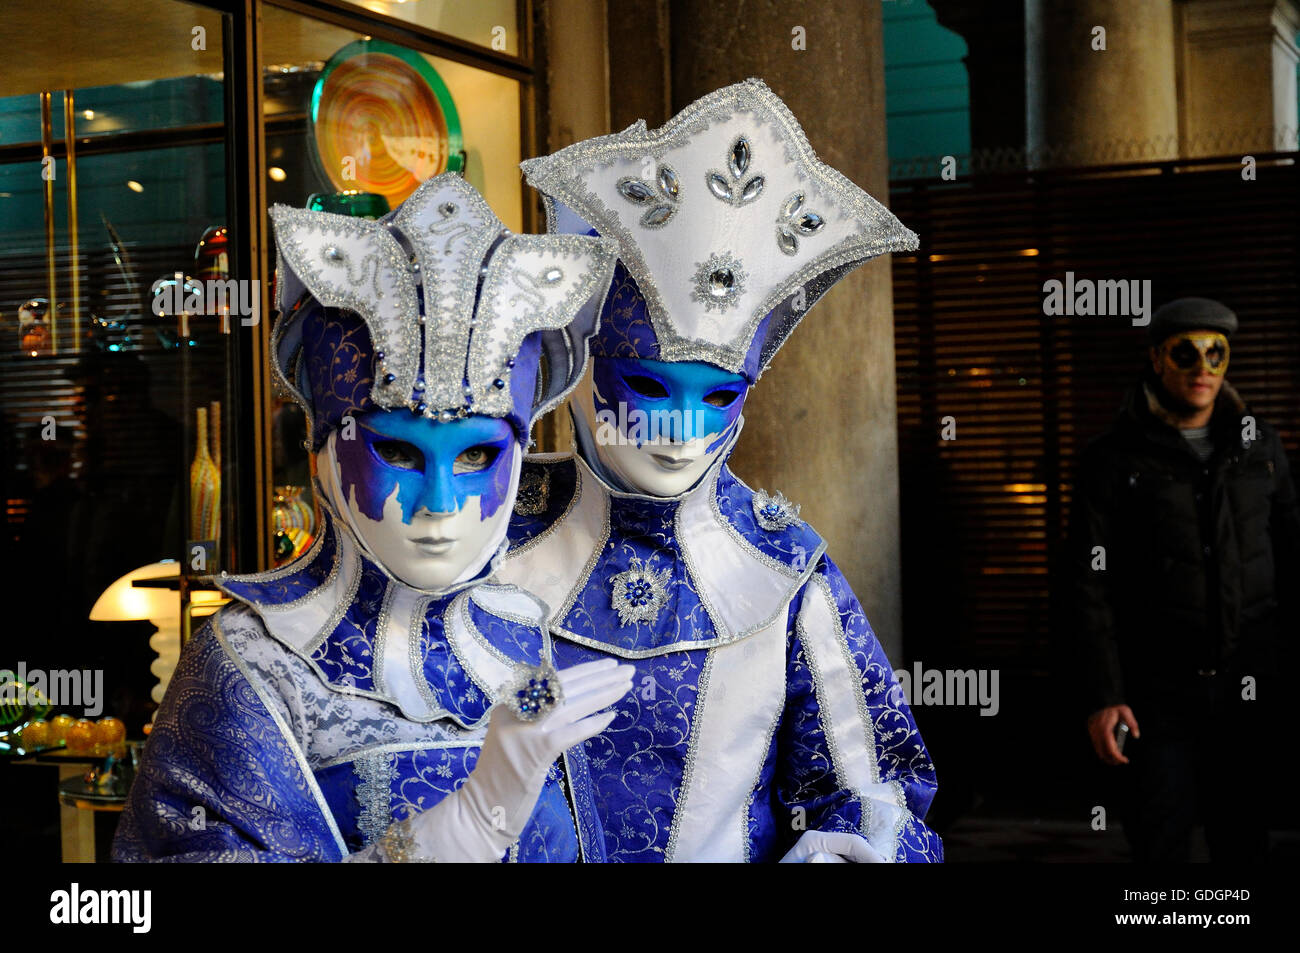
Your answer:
594;261;769;383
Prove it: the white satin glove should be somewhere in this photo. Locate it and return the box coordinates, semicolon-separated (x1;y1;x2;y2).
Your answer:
372;658;633;863
779;830;889;864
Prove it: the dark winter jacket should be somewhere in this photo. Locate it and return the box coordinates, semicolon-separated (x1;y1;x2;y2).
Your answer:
1069;375;1300;713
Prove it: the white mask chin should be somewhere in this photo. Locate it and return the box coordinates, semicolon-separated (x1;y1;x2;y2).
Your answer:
573;372;735;498
316;433;521;593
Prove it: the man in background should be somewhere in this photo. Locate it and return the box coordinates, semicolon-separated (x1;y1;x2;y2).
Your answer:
1069;297;1300;862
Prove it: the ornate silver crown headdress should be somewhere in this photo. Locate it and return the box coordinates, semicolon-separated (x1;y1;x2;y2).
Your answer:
270;174;617;444
521;78;918;376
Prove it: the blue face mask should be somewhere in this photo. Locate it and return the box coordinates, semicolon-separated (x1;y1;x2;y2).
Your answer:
591;357;748;452
333;410;516;524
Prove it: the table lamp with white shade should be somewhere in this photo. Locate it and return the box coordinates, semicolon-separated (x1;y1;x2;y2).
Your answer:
89;561;183;714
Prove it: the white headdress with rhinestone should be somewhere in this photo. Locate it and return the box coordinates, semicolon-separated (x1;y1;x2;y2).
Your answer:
521;78;918;376
270;174;617;432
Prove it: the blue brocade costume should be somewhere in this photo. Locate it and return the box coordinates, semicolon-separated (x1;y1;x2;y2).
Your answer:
112;512;608;862
499;438;944;862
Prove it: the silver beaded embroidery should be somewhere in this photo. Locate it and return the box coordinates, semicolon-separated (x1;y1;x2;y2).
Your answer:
353;751;398;846
609;556;672;627
270;203;419;407
752;488;801;531
521;78;919;376
271;175;616;436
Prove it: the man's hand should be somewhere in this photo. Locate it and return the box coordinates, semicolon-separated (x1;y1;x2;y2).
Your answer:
1087;704;1140;765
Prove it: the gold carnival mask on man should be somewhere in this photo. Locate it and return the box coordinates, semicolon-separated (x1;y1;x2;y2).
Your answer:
1160;331;1230;377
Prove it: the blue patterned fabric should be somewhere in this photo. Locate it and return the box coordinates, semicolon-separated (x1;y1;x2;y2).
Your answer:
563;496;718;651
780;558;943;862
115;527;594;862
504;455;944;862
112;624;344;862
552;638;707;861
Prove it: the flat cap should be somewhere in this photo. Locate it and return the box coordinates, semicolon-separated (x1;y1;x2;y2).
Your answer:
1149;296;1238;343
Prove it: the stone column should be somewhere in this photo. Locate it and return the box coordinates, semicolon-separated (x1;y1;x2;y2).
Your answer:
670;0;905;658
1177;0;1300;156
533;0;610;451
1026;0;1181;167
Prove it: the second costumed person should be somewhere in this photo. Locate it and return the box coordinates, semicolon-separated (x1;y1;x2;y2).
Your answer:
499;79;944;862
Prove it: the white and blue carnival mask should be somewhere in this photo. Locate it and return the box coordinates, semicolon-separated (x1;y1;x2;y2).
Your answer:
521;78;918;497
270;174;616;591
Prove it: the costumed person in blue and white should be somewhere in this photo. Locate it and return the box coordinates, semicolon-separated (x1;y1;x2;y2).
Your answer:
498;78;943;862
113;173;632;862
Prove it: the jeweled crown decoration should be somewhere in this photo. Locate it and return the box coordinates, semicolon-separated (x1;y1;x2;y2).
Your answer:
521;78;919;376
270;174;617;445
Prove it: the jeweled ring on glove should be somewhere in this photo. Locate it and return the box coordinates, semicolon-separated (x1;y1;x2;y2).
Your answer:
501;661;564;722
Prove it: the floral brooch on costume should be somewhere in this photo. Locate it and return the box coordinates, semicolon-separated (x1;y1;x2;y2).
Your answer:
610;556;672;627
752;489;801;531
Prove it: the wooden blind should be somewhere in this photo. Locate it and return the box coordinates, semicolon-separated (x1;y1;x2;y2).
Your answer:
890;156;1300;677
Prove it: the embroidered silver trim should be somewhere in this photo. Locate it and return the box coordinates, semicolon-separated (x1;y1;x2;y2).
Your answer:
271;203;419;407
664;648;715;863
752;488;802;531
609;556;673;627
209;614;349;856
217;519;328;585
354;751;398;846
371;581;398;696
304;539;363;656
318;739;479;772
708;465;813;581
742;697;786;863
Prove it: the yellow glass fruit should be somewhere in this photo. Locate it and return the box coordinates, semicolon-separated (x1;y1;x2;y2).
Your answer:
67;718;97;755
21;719;49;750
48;714;75;746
